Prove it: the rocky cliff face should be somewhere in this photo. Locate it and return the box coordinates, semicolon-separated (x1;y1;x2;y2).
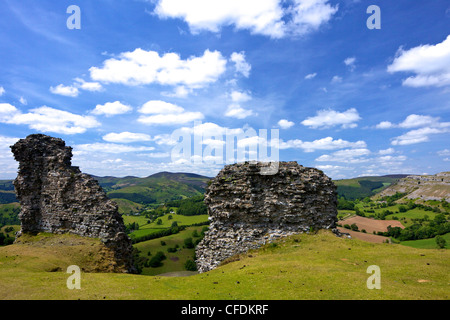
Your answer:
376;172;450;201
195;161;338;273
10;134;135;273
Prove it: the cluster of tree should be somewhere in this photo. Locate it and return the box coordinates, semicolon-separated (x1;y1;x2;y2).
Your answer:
166;195;207;216
0;232;14;246
336;180;385;200
381;214;449;241
125;222;140;233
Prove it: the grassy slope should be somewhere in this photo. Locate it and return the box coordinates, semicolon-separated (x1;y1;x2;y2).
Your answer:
401;233;450;249
134;226;204;276
1;231;448;300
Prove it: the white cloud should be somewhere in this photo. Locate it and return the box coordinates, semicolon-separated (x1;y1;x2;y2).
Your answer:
305;73;317;79
90;49;227;90
344;57;356;70
74;143;155;155
375;121;394;129
387;35;450;87
0;87;5;96
103;132;152;143
278;119;295;129
398;114;440;128
437;149;450;157
152;0;338;38
375;113;450;145
230;90;252;102
315;148;371;162
378;148;395;155
139;100;185;114
92;101;132;116
301;108;361;129
391;127;450;146
74;78;103;92
0;103;19;121
19;97;27;105
49;84;79;97
224;104;254;119
230;52;251;77
278;136;366;152
4;106;100;135
137;100;204;125
138;112;204;125
331;75;342;83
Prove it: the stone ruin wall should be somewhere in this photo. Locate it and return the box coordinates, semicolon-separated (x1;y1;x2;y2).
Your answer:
10;134;135;273
195;161;339;273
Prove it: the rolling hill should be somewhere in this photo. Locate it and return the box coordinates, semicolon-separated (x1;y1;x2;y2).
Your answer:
94;172;211;205
332;175;409;200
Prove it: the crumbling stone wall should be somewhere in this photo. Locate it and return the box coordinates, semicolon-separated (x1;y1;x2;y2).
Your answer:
11;134;135;273
195;161;338;273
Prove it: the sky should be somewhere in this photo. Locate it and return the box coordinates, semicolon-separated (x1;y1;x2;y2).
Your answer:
0;0;449;179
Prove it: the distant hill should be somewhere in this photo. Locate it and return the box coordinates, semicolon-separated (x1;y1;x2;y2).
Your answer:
374;172;450;201
93;172;211;205
333;175;409;200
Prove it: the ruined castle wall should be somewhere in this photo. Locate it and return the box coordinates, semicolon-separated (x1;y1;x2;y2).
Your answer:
11;134;135;273
195;161;338;273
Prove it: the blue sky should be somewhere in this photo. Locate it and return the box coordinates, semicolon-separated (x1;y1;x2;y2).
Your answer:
0;0;449;179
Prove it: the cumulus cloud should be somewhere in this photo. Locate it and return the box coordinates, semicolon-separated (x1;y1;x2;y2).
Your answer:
50;84;79;97
103;132;152;143
74;143;155;155
278;119;295;129
278;136;367;152
301;108;361;129
230;52;251;77
1;105;100;135
89;49;227;91
92;101;132;116
137;100;204;125
391;127;450;146
50;78;102;97
387;35;450;87
152;0;338;38
224;104;254;119
375;114;450;145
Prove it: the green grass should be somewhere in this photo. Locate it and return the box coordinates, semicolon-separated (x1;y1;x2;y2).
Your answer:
111;199;143;215
1;230;449;300
134;226;204;275
400;233;450;249
124;214;208;240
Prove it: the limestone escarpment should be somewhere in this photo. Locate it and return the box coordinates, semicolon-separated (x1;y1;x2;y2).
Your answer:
376;172;450;201
10;134;135;273
195;161;338;273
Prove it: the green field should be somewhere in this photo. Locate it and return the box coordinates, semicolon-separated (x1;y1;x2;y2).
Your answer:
124;213;209;240
134;226;205;275
1;230;448;300
400;233;450;249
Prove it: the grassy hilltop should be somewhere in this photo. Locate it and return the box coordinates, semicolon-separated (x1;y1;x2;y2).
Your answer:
0;230;448;300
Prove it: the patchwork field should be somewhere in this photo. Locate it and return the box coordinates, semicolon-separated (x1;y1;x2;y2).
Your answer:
340;216;405;234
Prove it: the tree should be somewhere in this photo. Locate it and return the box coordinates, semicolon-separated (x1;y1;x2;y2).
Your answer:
184;259;197;271
184;237;194;249
436;235;446;249
156;218;163;225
